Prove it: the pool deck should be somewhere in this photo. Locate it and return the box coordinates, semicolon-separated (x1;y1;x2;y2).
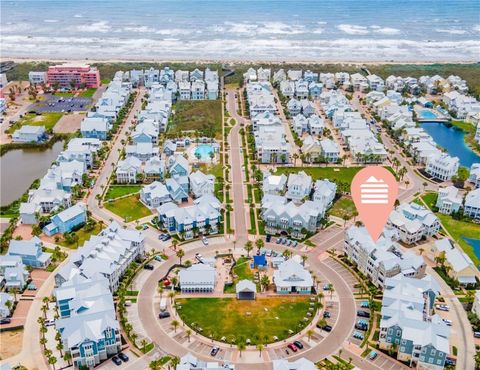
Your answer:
416;107;451;123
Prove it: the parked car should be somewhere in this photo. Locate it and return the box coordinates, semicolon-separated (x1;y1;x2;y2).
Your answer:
292;241;298;247
323;284;332;291
266;235;272;242
353;331;364;340
154;255;163;262
442;319;452;326
287;343;298;352
276;238;282;244
118;353;129;362
323;311;331;318
317;324;332;332
210;347;219;357
293;341;303;349
0;318;11;325
360;301;369;308
202;236;209;245
159;311;171;319
45;320;55;327
445;357;456;366
282;238;288;245
357;310;370;318
144;264;154;270
435;304;450;311
369;351;378;360
474;331;480;338
163;234;171;241
112;356;122;366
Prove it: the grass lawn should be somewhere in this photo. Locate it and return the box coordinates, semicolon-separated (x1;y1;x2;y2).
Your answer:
53;91;75;97
104;185;142;201
198;163;223;178
176;296;315;344
58;222;103;248
78;88;97;98
6;112;63;133
105;194;152;222
420;192;480;265
232;257;254;281
329;196;356;219
170;100;222;138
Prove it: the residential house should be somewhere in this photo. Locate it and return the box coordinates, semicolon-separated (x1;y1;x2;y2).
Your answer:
144;156;165;181
262;173;287;195
464;188;480;220
191;80;205;100
295;80;309;99
273;259;312;294
28;71;47;84
273;69;286;84
287;70;303;81
367;74;385;91
126;142;157;162
0;293;14;318
301;135;322;163
435;186;462;215
8;237;52;268
300;99;315;117
81;117;110;140
287;98;301;116
388;203;440;244
469;163;480;188
320;139;340;163
308;82;323;99
43;203;87;236
313;180;336;207
303;70;318;82
307;115;324;136
140;181;171;208
189;170;215;198
433;238;478;286
426;153;459;181
12;125;46;143
257;67;271;82
116;156;142;184
286;171;312;202
0;256;29;290
280;80;295;98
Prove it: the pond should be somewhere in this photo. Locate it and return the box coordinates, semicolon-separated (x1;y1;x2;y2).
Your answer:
421;122;480;168
463;237;480;268
0;141;64;206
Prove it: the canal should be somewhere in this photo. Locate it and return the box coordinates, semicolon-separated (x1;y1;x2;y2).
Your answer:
421;121;480;168
0;141;64;206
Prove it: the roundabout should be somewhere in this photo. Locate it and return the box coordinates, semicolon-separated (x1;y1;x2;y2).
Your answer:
135;237;358;369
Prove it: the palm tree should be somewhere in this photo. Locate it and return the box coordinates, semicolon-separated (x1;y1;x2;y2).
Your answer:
329;286;335;299
130;332;138;346
342;214;349;227
176;249;185;265
255;238;264;252
185;329;192;342
419;247;425;256
56;342;64;357
317;319;327;332
237;342;246;357
301;254;308;267
40;337;48;349
283;249;292;259
168;291;176;304
306;329;314;342
260;274;270;292
141;339;148;353
171;320;180;333
48;355;57;370
63;352;72;366
41;304;48;319
244;241;253;257
172;239;178;250
434;251;446;267
256;344;264;357
292;153;299;166
170;357;180;369
352;210;359;222
43;296;50;309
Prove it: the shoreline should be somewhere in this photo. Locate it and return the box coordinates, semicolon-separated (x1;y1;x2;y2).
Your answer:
1;57;478;66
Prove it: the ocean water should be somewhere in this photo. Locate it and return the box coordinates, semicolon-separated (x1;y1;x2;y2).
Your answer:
1;0;479;61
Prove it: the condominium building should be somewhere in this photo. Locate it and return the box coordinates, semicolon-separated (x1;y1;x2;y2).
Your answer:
47;64;101;88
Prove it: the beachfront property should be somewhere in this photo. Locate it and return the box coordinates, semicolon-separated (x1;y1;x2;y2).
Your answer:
366;74;385;91
379;275;450;369
116;156;142;184
351;73;369;92
177;353;235;370
319;138;340;163
425;153;459;181
179;264;216;293
272;358;317;370
156;194;222;239
0;255;29;290
47;63;100;89
43;203;87;236
0;293;14;318
388;203;440;245
435;186;463;215
273;259;313;294
189;170;215;198
7;237;52;269
54;275;121;368
344;226;426;288
80;117;110;140
464;188;480;220
433;239;477;286
12;125;46;143
54;222;145;291
28;71;47;85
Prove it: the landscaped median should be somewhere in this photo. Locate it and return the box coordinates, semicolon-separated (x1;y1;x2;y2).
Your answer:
174;295;318;345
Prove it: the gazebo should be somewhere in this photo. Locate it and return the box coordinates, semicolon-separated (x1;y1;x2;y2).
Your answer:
236;279;257;300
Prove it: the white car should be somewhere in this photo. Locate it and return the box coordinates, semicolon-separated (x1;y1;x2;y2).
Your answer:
436;304;450;311
442;319;452;326
202;236;209;245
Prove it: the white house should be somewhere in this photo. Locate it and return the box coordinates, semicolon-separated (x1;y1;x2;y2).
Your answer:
28;71;47;84
179;264;216;293
433;238;478;285
273;259;312;294
435;186;462;215
262;173;287;195
464;188;480;219
116;156;142;184
320;139;340;163
12;125;46;143
189;170;215;198
286;171;312;202
426;153;459;181
0;293;14;318
313;180;336;207
140;181;171;208
469;163;480;188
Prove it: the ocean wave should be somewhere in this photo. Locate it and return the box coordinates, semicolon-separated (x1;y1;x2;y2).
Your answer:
436;28;467;35
77;21;111;33
473;25;480;32
372;27;401;35
337;24;369;35
44;19;59;23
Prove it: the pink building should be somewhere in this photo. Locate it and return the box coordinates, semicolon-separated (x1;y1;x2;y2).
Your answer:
47;64;100;89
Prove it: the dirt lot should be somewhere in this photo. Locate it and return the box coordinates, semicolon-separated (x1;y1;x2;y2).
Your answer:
53;112;85;133
0;328;23;359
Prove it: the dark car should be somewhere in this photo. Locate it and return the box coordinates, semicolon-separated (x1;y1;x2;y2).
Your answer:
323;311;331;318
318;324;332;332
0;318;11;325
357;310;370;318
144;264;154;270
266;235;272;242
293;341;304;349
210;347;220;356
118;353;129;362
445;357;456;366
159;311;171;319
112;356;122;366
355;323;368;331
287;343;298;352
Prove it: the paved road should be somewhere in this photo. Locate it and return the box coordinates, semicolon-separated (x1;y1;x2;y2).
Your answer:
87;87;144;223
225;89;248;245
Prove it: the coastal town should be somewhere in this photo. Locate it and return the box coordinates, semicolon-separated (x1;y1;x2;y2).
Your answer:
0;61;479;370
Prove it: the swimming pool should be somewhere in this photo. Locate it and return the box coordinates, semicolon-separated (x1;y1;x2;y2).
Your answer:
194;144;214;160
418;109;438;120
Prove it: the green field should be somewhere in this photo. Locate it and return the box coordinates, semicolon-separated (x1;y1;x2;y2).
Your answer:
58;222;103;248
78;88;97;98
329;196;356;219
6;112;63;134
420;192;480;265
169;100;222;138
105;194;152;221
104;185;142;201
232;257;254;281
176;296;315;344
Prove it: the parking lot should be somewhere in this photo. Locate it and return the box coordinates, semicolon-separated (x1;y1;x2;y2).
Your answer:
370;350;411;370
322;257;361;294
29;95;92;113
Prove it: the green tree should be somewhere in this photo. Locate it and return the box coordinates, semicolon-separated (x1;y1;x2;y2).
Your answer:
48;355;57;370
176;249;185;265
171;319;179;333
244;241;253;257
